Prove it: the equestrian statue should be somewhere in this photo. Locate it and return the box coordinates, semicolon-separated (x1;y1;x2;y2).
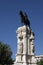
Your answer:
19;11;30;27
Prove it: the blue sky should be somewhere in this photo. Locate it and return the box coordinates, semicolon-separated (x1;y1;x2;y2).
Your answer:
0;0;43;59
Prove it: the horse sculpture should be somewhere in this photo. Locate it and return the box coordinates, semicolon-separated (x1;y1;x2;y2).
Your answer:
19;11;30;27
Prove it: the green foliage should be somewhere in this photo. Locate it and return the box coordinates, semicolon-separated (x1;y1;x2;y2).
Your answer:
0;41;14;65
37;59;43;65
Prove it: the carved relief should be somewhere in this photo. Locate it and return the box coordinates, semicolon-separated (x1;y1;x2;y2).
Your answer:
18;43;23;53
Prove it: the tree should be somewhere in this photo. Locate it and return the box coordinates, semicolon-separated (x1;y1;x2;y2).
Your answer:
0;41;14;65
37;59;43;65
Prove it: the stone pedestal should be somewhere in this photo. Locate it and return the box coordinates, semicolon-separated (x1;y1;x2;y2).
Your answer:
14;25;35;65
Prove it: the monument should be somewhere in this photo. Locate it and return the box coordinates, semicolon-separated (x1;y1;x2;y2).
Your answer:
14;11;43;65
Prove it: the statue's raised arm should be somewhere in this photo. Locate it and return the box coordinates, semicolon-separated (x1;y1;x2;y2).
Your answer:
19;11;30;27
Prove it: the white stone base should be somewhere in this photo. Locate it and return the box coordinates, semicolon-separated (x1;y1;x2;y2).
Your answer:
14;63;22;65
23;63;28;65
14;63;28;65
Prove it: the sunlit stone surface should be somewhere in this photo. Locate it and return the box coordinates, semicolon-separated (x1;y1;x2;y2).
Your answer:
14;25;43;65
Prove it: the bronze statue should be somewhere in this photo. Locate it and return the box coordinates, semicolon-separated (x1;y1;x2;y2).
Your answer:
19;11;30;27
